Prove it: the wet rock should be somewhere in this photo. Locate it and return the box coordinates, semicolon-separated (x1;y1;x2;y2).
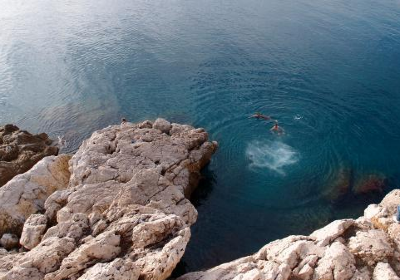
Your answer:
0;125;58;187
0;155;71;236
0;233;19;250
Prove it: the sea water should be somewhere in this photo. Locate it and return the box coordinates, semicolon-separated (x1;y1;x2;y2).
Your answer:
1;0;400;273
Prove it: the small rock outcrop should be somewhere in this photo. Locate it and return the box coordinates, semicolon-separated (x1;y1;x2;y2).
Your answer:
178;189;400;280
0;124;59;187
0;119;217;280
0;154;71;237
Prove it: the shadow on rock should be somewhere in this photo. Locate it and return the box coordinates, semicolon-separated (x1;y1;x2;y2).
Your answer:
189;166;217;208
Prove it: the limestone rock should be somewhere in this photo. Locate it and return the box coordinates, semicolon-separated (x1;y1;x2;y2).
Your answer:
310;219;354;246
2;121;217;280
0;251;26;278
0;124;59;187
350;268;371;280
4;237;76;279
153;118;172;134
364;204;385;220
178;188;400;280
0;234;19;250
77;258;140;280
313;241;356;280
380;190;400;215
20;214;48;250
348;230;393;266
388;223;400;249
372;263;400;280
0;154;71;236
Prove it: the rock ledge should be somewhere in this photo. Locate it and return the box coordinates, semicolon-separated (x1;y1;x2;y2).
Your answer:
0;119;217;280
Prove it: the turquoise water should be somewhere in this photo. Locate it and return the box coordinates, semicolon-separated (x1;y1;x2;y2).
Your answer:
1;0;400;273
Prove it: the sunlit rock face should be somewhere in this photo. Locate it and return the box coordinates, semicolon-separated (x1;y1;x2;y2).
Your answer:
0;119;217;280
178;189;400;280
0;154;71;237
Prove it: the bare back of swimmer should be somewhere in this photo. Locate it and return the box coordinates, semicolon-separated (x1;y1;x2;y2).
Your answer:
249;112;272;121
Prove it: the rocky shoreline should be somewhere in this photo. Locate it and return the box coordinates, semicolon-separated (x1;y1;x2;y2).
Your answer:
0;124;59;187
0;119;399;280
179;190;400;280
0;119;217;280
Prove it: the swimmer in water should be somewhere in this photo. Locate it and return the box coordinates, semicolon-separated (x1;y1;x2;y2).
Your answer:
121;118;127;125
249;112;273;121
270;121;284;135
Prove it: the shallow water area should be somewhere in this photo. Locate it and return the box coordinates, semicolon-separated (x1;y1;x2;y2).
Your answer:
1;0;400;274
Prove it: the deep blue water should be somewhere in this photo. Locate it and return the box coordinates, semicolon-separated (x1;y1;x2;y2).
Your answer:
1;0;400;273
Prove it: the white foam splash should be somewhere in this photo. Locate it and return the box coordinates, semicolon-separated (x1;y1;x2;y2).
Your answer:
246;140;299;175
294;114;303;120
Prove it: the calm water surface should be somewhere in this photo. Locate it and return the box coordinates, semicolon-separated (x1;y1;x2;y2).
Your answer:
1;0;400;273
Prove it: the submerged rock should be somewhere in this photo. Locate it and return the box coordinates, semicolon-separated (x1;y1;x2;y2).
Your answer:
0;124;59;187
324;167;352;202
353;174;387;195
1;119;217;280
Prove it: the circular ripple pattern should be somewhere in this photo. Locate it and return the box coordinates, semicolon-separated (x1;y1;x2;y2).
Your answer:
1;0;400;274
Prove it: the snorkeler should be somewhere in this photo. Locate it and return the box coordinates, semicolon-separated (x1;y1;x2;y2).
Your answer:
249;112;272;121
270;121;284;135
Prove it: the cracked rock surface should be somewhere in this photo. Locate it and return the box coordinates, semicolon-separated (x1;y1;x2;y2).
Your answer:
0;124;59;187
0;119;217;280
